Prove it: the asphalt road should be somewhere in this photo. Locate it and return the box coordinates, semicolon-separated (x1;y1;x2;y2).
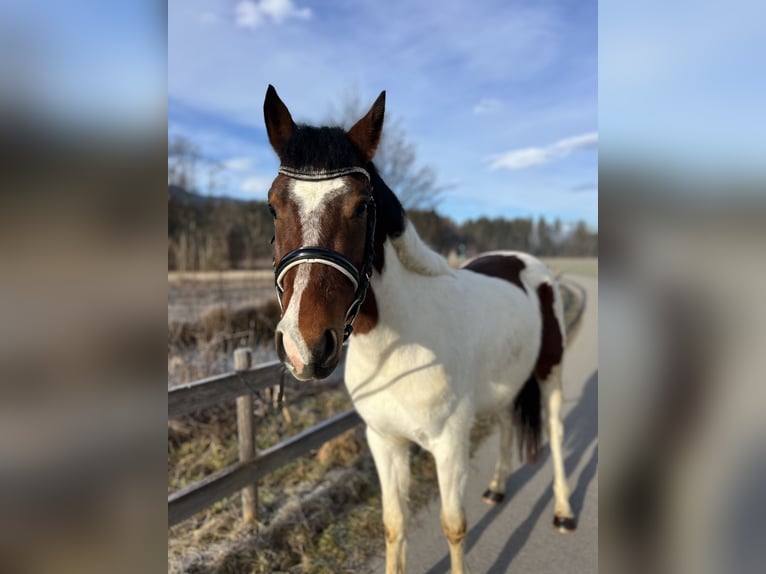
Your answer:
366;274;598;573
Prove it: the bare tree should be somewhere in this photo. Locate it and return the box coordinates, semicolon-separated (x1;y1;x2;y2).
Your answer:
169;136;225;196
327;92;449;209
168;136;200;191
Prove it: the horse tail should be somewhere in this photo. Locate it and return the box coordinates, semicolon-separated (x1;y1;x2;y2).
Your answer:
513;373;542;464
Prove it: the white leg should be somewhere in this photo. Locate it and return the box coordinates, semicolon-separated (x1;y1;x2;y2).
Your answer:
433;433;470;574
483;410;514;504
541;365;576;531
367;427;411;574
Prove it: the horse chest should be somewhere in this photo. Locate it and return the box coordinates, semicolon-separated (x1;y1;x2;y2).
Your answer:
344;344;466;444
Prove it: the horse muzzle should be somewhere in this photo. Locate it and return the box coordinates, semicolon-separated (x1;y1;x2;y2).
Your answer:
275;327;340;381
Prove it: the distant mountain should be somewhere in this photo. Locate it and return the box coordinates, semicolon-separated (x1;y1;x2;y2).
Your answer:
168;185;208;205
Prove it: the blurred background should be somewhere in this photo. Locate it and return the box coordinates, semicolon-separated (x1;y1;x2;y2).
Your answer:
600;1;766;574
0;1;166;573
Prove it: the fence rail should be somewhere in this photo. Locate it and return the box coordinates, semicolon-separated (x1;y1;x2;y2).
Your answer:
168;346;353;527
169;408;361;525
169;358;338;419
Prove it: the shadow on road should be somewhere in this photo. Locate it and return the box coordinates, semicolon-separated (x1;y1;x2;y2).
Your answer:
424;370;598;574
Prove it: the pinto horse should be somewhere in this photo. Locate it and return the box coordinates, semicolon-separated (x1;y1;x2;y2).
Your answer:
264;86;575;574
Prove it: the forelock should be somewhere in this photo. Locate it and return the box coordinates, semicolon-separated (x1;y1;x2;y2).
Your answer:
279;125;365;172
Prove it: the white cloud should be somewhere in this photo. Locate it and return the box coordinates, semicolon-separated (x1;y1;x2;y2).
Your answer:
488;132;598;170
241;175;272;195
472;98;503;115
223;157;253;172
235;0;312;29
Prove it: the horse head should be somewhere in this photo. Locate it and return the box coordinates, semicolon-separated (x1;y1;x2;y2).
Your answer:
264;85;384;380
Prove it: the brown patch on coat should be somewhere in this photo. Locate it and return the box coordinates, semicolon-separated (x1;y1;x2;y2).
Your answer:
463;254;526;293
534;282;563;380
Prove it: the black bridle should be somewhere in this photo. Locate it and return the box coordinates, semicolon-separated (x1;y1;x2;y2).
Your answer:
272;166;377;341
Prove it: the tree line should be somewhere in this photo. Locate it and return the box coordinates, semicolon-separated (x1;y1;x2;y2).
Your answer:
168;185;597;271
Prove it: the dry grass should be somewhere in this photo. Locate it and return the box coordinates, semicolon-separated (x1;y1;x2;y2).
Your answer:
168;387;359;572
168;300;282;388
167;282;584;573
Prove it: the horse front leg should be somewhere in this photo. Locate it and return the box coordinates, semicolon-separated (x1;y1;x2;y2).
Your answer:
367;427;411;574
434;433;471;574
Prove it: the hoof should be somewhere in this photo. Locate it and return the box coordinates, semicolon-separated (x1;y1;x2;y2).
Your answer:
553;515;577;533
482;489;505;505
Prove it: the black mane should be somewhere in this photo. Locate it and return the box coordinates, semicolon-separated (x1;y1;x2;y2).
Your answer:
280;125;364;172
367;162;405;244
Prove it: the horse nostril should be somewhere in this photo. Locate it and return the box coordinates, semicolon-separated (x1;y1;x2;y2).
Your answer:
319;328;339;367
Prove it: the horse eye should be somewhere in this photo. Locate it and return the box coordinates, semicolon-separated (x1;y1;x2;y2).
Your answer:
268;204;277;219
353;201;368;218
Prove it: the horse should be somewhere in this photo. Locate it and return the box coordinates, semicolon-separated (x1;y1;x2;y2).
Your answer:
263;85;576;574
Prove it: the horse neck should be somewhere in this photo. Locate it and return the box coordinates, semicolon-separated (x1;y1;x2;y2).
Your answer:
367;164;452;282
362;218;455;337
387;219;454;280
357;167;455;336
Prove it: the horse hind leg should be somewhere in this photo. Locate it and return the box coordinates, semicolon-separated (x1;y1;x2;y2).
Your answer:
536;280;576;532
541;364;577;532
483;372;543;504
482;406;514;505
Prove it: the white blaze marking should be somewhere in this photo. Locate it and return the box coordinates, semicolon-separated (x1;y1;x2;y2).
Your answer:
277;178;348;371
293;179;346;226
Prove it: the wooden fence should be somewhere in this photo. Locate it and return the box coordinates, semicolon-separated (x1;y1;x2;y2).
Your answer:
168;346;360;526
168;277;585;527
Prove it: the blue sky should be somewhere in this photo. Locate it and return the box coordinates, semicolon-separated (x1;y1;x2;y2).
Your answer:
169;0;597;227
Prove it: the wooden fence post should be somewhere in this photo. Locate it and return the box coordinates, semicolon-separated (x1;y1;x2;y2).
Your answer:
234;347;257;523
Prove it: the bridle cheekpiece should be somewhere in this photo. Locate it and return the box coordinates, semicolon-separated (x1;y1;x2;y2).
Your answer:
273;166;377;341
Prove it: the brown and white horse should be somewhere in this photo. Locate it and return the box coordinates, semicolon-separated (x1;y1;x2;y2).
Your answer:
264;85;575;574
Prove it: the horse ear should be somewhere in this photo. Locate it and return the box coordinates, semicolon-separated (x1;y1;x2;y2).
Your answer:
263;85;296;158
347;91;386;162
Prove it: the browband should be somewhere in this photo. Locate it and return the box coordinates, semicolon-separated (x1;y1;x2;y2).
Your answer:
278;166;371;181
